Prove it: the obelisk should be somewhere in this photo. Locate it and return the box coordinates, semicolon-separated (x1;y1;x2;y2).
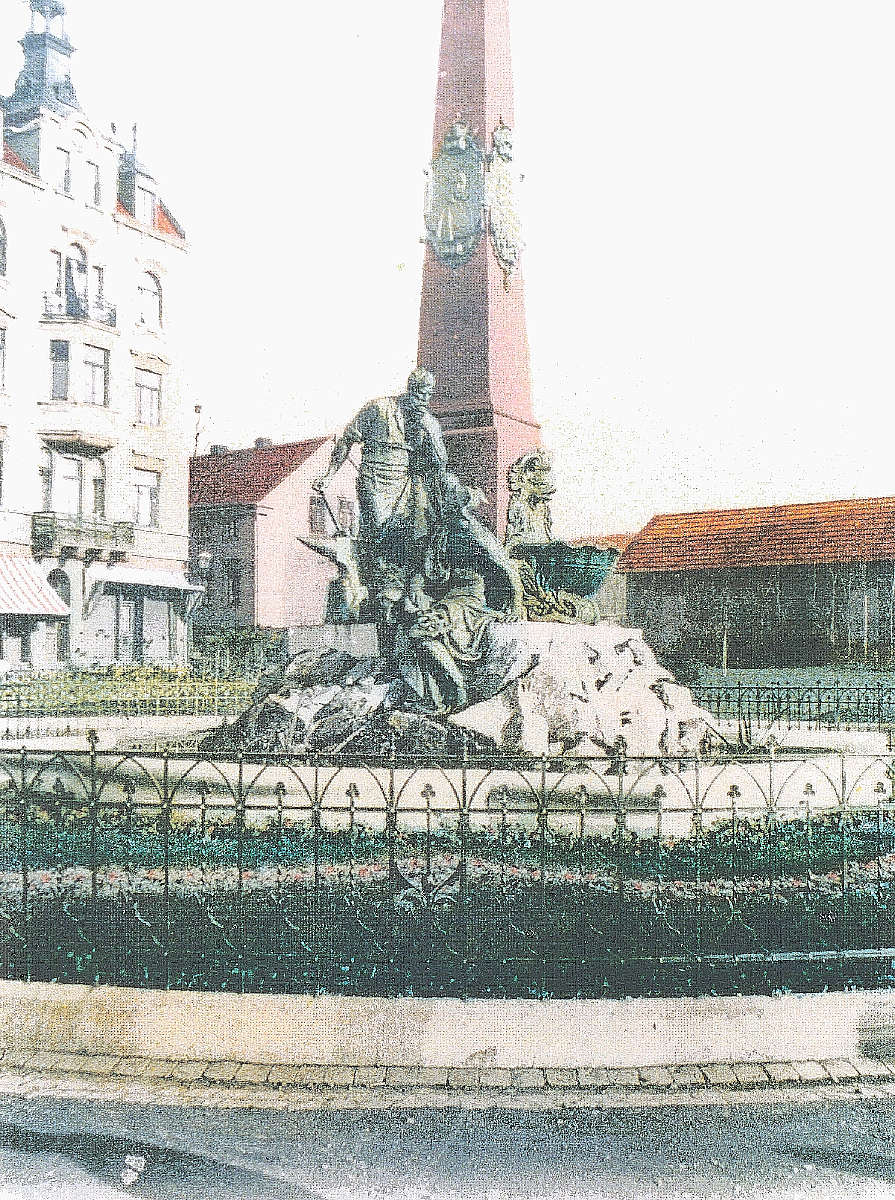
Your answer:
418;0;541;537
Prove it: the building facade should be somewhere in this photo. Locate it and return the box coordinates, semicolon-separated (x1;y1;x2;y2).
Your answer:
189;438;356;635
0;0;194;669
620;497;895;672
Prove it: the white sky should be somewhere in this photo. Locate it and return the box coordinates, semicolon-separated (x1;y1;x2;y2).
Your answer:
1;0;894;537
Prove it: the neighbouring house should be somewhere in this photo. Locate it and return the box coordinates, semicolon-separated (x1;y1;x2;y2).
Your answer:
189;437;356;636
0;0;194;669
619;496;895;672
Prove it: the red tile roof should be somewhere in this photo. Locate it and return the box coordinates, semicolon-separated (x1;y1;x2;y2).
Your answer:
190;438;328;507
2;143;32;174
619;496;895;574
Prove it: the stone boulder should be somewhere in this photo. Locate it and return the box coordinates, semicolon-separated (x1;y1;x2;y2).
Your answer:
448;622;717;757
203;621;716;760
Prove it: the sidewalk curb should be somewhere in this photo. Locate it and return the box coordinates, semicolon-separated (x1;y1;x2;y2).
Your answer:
5;982;895;1073
1;1055;894;1112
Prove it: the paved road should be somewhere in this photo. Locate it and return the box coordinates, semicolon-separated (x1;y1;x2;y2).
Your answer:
0;1094;894;1199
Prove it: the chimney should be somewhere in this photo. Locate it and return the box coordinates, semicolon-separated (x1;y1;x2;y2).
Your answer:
254;437;273;449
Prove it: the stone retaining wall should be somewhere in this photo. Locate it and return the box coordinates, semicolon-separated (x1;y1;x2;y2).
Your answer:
2;981;895;1070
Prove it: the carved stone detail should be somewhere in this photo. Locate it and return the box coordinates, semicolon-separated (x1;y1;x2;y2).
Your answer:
505;448;555;550
424;123;486;268
486;122;524;286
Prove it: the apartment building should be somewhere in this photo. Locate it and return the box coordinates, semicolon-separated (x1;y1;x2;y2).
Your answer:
0;0;195;668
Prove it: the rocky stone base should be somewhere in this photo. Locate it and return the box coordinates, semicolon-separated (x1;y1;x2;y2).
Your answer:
203;621;718;759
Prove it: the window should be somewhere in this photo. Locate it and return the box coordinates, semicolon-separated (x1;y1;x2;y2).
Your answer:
91;266;104;308
0;328;7;391
338;498;358;536
39;447;52;511
136;186;155;225
0;441;4;507
57;147;71;195
83;345;109;406
309;494;328;535
64;243;87;315
20;622;31;664
0;217;7;277
50;250;62;296
224;562;241;608
134;368;161;425
50;340;69;400
87;161;101;206
132;468;160;527
138;272;162;327
92;461;106;518
57;455;83;516
48;570;71;662
0;615;30;663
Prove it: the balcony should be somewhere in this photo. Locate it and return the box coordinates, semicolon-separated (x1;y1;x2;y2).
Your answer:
42;293;117;329
38;402;118;455
32;513;135;560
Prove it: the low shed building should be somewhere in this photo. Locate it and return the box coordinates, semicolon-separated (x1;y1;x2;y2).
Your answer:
620;496;895;671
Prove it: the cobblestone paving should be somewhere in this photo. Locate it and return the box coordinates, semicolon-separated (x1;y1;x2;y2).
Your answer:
3;1049;895;1110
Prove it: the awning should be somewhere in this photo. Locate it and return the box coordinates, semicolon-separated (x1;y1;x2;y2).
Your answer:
86;565;204;616
0;557;69;617
98;566;203;595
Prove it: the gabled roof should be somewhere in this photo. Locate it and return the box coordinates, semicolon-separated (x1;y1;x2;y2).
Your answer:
2;142;33;174
190;438;328;507
619;496;895;574
116;195;186;241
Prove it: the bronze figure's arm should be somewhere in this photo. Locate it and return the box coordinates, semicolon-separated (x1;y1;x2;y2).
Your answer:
313;414;364;493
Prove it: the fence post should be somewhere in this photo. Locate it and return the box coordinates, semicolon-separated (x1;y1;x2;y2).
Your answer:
236;755;246;994
19;745;30;981
459;732;470;1000
87;729;99;912
162;754;171;991
539;754;548;999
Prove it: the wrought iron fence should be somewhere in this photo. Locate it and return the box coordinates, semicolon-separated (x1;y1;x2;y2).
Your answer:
0;674;255;720
694;681;895;734
3;742;895;999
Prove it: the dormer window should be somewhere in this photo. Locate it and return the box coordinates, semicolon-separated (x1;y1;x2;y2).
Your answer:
136;185;155;225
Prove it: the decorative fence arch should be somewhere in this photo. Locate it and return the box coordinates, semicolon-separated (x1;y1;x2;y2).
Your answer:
2;743;895;998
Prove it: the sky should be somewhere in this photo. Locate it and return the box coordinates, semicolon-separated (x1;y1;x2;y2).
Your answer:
0;0;893;537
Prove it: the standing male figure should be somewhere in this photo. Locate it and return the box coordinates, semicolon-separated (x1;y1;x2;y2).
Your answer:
315;366;523;632
313;367;448;614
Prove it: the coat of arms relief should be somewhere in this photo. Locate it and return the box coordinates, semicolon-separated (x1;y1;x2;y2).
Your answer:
425;119;524;285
